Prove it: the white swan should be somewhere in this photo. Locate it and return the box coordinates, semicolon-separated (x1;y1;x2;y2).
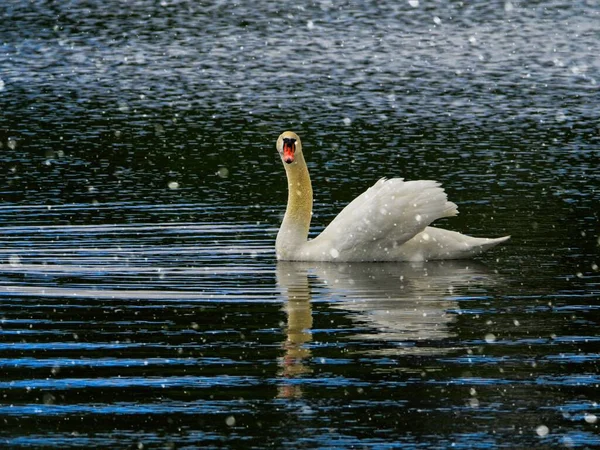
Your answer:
275;131;509;262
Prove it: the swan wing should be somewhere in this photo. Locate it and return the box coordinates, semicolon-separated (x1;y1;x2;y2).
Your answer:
306;178;458;261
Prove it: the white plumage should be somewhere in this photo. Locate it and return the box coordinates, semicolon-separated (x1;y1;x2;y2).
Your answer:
275;132;509;262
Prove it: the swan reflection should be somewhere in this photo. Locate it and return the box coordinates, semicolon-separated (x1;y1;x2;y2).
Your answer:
276;260;501;397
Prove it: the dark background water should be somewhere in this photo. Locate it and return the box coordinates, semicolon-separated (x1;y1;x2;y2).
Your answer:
1;1;599;448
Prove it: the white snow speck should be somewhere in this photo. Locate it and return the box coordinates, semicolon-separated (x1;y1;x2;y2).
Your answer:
433;16;442;25
225;415;236;426
484;333;496;343
217;167;229;178
408;0;419;7
307;20;314;30
504;1;514;12
168;181;180;190
0;79;5;91
468;36;477;44
584;413;597;424
135;52;146;64
536;425;549;437
342;117;352;126
7;139;17;150
9;255;21;267
415;214;422;222
329;248;340;259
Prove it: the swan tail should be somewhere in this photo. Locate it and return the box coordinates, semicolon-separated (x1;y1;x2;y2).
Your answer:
438;230;511;258
392;228;510;261
471;235;511;253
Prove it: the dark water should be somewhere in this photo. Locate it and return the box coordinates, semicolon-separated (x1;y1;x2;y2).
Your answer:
1;0;599;448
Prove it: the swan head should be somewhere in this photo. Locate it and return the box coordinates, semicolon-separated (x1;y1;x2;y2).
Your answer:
276;131;302;165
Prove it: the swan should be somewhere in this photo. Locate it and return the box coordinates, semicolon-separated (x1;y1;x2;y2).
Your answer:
275;131;510;262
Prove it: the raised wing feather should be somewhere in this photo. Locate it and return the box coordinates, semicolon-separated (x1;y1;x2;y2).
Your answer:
305;178;458;261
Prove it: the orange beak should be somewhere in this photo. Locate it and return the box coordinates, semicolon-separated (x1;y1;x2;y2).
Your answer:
282;140;295;164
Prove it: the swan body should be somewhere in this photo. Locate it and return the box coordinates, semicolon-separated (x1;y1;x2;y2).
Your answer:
275;131;509;262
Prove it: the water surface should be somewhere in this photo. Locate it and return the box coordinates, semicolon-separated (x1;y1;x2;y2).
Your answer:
1;1;599;448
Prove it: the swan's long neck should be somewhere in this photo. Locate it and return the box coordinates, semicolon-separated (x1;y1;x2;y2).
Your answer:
276;153;313;256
